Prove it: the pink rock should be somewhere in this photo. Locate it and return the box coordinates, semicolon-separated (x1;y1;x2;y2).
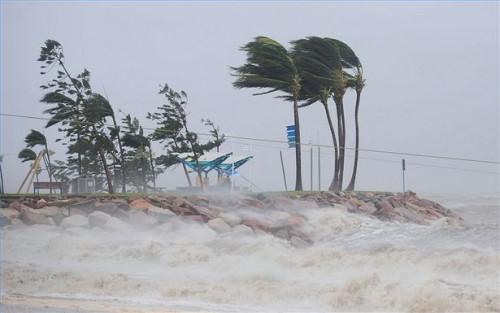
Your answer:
36;198;48;209
20;210;52;225
129;198;151;210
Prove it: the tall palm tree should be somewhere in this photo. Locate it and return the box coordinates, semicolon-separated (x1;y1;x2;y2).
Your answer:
24;130;54;194
291;36;344;191
232;36;303;191
324;38;361;190
82;93;117;194
345;66;365;191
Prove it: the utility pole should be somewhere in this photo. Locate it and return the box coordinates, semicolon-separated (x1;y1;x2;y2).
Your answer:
318;146;321;191
310;146;313;191
280;150;288;191
402;159;406;196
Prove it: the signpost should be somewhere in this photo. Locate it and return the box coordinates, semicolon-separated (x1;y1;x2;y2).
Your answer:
286;125;296;148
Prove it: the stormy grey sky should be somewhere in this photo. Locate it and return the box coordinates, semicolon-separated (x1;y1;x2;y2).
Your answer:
1;1;498;194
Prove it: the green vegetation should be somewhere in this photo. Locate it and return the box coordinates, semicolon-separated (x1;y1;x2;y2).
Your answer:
16;36;366;194
232;36;365;191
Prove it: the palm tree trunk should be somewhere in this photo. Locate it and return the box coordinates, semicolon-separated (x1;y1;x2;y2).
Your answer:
0;163;4;194
148;145;156;192
183;122;204;191
111;115;127;193
92;126;114;194
174;140;192;186
98;148;114;194
338;99;346;190
44;143;53;194
323;102;339;191
293;99;303;191
346;89;362;191
333;96;346;191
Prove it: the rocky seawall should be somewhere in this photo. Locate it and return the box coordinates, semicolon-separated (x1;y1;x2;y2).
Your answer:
0;191;462;247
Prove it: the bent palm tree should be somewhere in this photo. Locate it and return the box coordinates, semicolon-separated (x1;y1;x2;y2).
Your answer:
345;67;365;191
324;38;361;190
232;36;303;191
291;36;345;191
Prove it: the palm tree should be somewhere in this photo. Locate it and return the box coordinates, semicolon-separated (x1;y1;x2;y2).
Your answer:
324;38;361;191
24;130;54;194
232;36;303;191
121;114;155;192
345;66;365;191
82;93;117;194
291;36;344;191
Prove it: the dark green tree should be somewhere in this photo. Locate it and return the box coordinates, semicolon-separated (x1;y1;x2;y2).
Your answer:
232;36;303;191
121;114;157;192
38;40;116;193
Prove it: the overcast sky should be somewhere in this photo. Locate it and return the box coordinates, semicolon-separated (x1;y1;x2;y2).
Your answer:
1;1;498;194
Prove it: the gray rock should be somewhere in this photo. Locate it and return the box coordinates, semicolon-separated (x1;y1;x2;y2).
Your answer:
103;216;130;231
61;215;89;228
129;210;157;227
148;205;175;223
208;218;231;233
0;215;11;227
20;210;53;226
232;224;254;236
33;206;61;217
88;211;112;228
291;236;310;248
219;212;242;227
0;208;20;220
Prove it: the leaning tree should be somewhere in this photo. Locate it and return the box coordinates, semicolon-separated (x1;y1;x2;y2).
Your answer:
232;36;304;191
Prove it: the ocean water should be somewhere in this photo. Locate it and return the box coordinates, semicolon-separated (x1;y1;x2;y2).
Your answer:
1;194;499;312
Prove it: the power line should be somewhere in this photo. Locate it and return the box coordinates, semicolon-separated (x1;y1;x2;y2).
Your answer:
2;112;499;165
228;138;499;176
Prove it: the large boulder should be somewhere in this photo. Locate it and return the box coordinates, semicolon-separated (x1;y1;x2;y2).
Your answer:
219;212;242;227
34;206;62;217
36;198;48;209
88;211;112;228
232;224;254;236
148;205;175;223
34;206;66;225
103;215;130;231
208;218;231;233
0;215;11;227
61;215;88;228
291;236;311;248
94;199;128;215
0;208;20;220
129;210;157;227
20;210;53;226
129;198;151;211
68;199;98;216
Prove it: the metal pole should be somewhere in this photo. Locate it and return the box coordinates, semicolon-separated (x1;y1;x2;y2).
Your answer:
318;146;321;191
280;150;288;191
402;159;406;194
310;146;313;191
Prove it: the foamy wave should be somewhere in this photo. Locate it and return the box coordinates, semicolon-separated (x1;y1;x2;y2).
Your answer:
2;197;499;312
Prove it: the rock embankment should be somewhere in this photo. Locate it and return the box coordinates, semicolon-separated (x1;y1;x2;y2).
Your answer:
0;191;461;246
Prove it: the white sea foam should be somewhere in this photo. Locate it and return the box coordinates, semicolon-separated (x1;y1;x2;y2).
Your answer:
1;194;499;312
